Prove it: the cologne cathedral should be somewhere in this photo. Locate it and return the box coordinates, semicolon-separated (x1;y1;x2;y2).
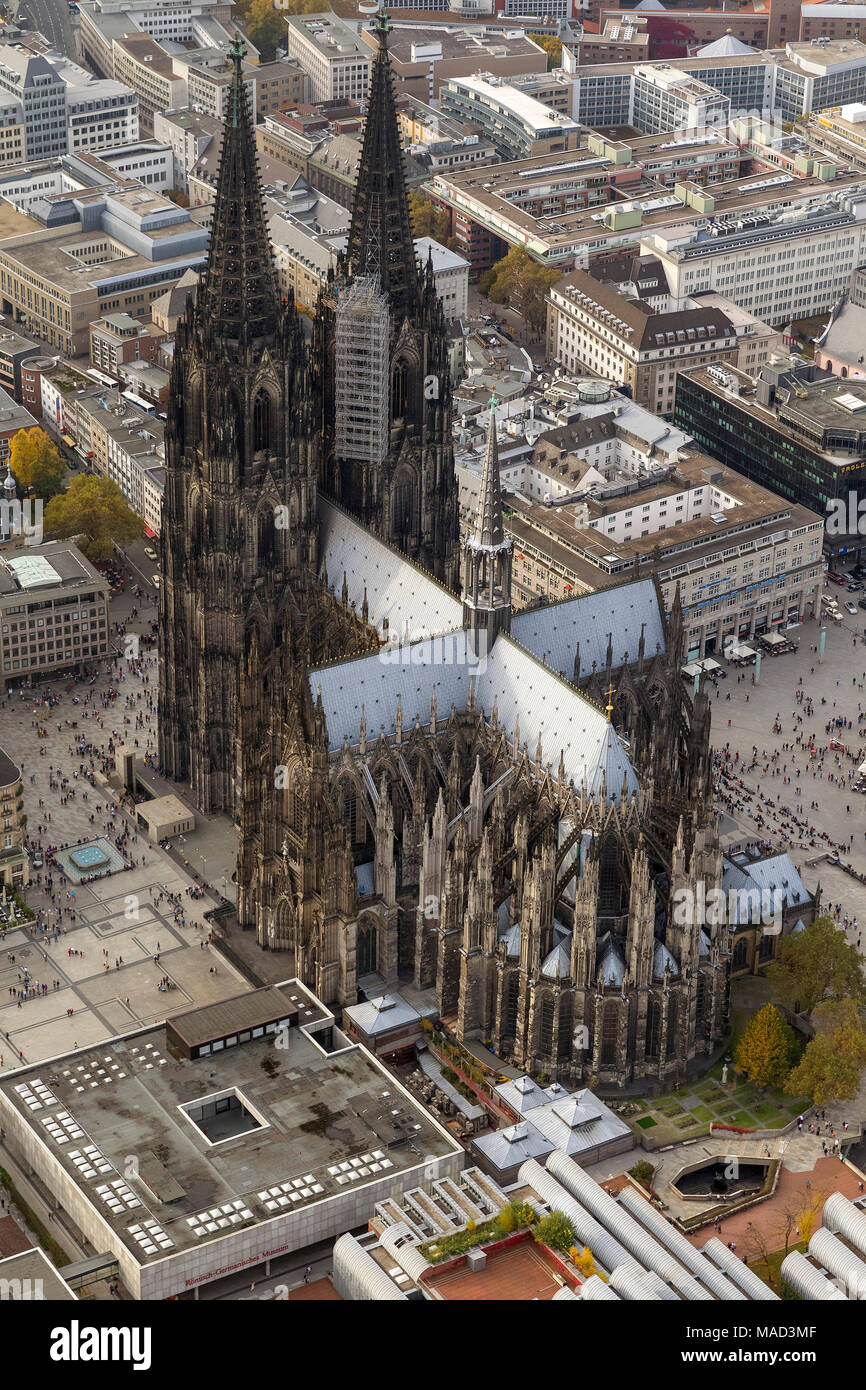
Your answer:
158;17;731;1090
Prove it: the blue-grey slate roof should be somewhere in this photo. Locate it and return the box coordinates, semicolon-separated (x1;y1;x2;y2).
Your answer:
509;578;665;683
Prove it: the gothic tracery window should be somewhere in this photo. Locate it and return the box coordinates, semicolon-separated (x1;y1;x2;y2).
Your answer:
601;1005;618;1064
253;391;272;453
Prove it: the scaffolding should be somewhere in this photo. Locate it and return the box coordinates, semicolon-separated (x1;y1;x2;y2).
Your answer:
335;274;390;466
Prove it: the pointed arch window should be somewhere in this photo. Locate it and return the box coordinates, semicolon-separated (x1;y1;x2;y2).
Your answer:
392;473;415;536
392;361;409;420
601;1004;618;1065
288;776;303;833
258;507;274;565
540;996;555;1054
504;972;520;1037
253;391;272;453
666;995;679;1056
645;997;661;1059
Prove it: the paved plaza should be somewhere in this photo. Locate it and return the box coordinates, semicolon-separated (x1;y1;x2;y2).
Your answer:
0;564;251;1073
710;609;866;932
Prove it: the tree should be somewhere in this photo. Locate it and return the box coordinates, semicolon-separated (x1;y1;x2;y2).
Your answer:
570;1245;597;1279
529;33;563;69
481;246;561;334
785;998;866;1104
767;915;866;1017
43;475;143;563
497;1199;536;1236
734;1004;795;1090
408;190;451;243
245;0;285;61
9;428;66;501
535;1210;575;1251
745;1220;777;1286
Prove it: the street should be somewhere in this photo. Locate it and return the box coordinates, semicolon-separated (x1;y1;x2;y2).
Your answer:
16;0;77;57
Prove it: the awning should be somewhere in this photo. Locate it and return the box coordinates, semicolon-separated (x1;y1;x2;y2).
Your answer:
144;527;157;540
61;434;75;448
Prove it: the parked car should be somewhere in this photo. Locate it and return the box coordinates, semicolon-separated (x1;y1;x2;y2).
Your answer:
830;573;848;585
858;599;866;611
848;583;863;592
31;851;43;869
846;601;858;614
144;547;157;561
152;573;161;588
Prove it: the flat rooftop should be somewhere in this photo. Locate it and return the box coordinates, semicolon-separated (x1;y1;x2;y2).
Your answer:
430;162;864;255
168;987;302;1049
0;983;458;1268
681;361;866;465
424;1234;566;1300
0;541;107;599
0;233;205;297
114;34;177;76
379;23;543;63
0;1246;77;1298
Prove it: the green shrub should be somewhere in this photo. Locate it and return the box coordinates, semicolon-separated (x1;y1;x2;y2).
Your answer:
534;1210;575;1252
628;1160;655;1188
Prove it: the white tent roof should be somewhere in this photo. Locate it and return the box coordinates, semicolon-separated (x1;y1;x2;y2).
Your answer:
696;33;758;57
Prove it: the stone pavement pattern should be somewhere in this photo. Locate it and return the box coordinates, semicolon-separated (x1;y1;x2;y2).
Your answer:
0;575;251;1072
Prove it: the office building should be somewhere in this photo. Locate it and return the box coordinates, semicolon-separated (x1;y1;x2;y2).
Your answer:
0;541;111;688
774;37;866;120
571;15;651;66
42;49;138;153
0;185;208;355
546;257;779;414
90;313;166;377
464;386;824;653
284;13;372;105
647;183;866;324
172;47;256;122
0;44;66;160
111;36;187;134
254;58;308;118
360;21;546;100
427;141;846;273
440;74;581;161
79;0;239;81
153;108;222;194
395;93;498;172
74;390;164;534
675;355;866;561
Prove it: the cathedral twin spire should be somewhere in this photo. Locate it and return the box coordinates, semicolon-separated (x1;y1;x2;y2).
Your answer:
344;7;420;323
196;31;280;348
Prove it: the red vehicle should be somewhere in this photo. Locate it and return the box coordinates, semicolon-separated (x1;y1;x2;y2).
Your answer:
829;573;848;585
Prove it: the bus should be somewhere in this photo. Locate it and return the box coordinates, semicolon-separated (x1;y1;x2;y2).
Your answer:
121;389;156;415
86;368;118;389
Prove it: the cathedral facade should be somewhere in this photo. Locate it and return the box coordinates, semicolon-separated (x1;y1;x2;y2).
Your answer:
158;16;732;1091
